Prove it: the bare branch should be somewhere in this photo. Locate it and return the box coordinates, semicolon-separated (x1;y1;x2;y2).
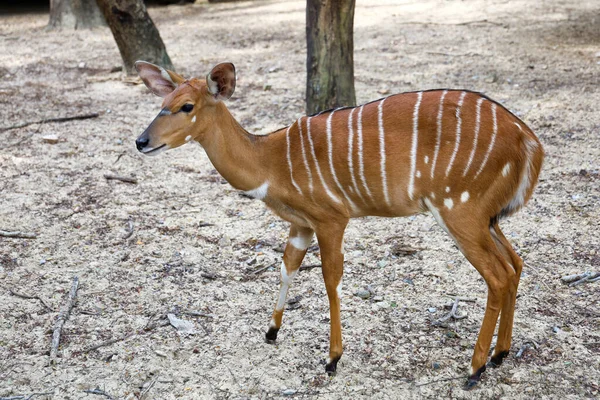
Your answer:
9;289;54;311
103;174;138;184
83;388;115;400
0;112;100;132
50;276;79;364
0;230;37;239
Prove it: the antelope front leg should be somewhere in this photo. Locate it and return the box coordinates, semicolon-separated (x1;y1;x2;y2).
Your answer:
316;222;347;375
265;225;314;343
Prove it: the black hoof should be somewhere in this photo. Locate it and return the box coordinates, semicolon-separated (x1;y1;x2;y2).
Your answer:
265;327;279;344
488;351;509;368
464;365;486;390
325;357;341;376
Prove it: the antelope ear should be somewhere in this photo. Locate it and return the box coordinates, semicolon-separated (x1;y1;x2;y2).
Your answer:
135;61;185;97
206;62;236;101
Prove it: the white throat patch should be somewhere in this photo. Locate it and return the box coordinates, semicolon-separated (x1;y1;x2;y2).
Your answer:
243;182;269;200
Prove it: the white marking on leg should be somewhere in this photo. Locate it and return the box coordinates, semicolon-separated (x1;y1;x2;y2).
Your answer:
444;198;454;209
289;231;313;251
461;191;470;203
445;186;450;193
185;135;192;142
243;182;269;200
327;111;358;210
502;163;511;177
463;97;485;176
408;92;423;200
347;108;366;203
430;90;448;179
297;118;314;193
424;197;449;234
269;317;277;328
475;103;498;178
357;106;374;200
424;155;429;164
286;125;303;194
336;280;342;299
306;117;342;204
377;98;391;206
276;261;298;311
191;115;197;123
430;192;436;199
446;91;467;177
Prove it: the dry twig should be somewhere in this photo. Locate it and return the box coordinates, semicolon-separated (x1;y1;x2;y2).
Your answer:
0;230;37;239
0;112;100;132
83;334;133;353
561;271;599;286
0;392;54;400
433;297;476;326
9;289;53;311
83;388;115;400
299;264;321;271
183;311;215;319
50;276;79;364
103;174;138;184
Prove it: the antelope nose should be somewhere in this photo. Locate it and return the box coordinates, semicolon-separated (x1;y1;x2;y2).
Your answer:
136;136;149;151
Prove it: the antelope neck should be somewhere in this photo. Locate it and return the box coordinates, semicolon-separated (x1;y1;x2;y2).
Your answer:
198;102;269;192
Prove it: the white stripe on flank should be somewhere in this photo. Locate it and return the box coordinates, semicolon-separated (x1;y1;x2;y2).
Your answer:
306;117;342;204
463;97;485;177
475;103;498;178
408;92;423;200
445;91;467;177
430;90;448;179
297;118;314;193
357;106;374;200
347;108;365;203
286;126;303;194
327;111;357;209
377;98;391;206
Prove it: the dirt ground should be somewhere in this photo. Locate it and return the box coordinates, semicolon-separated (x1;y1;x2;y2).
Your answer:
1;0;599;399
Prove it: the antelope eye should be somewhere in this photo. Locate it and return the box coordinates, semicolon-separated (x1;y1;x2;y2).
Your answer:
180;104;194;113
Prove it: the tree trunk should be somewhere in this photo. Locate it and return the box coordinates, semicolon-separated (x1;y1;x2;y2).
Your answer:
95;0;173;75
306;0;356;115
49;0;106;29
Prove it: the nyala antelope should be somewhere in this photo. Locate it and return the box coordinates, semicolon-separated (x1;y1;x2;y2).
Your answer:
134;61;543;388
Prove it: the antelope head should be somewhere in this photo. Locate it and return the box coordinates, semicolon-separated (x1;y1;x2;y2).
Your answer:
134;61;236;155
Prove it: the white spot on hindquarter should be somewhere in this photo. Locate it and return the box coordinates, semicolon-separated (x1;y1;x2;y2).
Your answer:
444;198;454;209
297;118;314;193
431;90;448;179
357;106;374;200
430;192;436;199
306;117;343;204
285;125;303;194
408;92;423;200
445;186;450;193
243;182;269;200
463;97;485;176
416;170;421;178
327;111;358;210
424;156;429;164
446;91;467;177
502;163;511;177
191;115;197;123
185;135;192;142
377;98;391;206
461;191;470;203
475;103;498;178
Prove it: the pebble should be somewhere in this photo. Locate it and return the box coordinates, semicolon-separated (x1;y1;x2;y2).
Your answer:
427;307;437;313
373;295;384;302
282;389;296;396
355;289;371;300
432;362;441;370
42;134;59;144
377;260;388;268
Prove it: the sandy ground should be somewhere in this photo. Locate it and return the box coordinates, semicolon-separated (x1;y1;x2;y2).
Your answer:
0;0;599;399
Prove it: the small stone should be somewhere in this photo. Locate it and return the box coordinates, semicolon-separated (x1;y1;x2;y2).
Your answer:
428;307;437;313
552;326;561;334
355;289;371;300
218;235;231;247
263;84;272;91
42;134;59;144
373;295;384;302
78;62;86;69
378;88;390;95
377;260;388;268
39;259;46;265
432;362;441;370
282;389;296;396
